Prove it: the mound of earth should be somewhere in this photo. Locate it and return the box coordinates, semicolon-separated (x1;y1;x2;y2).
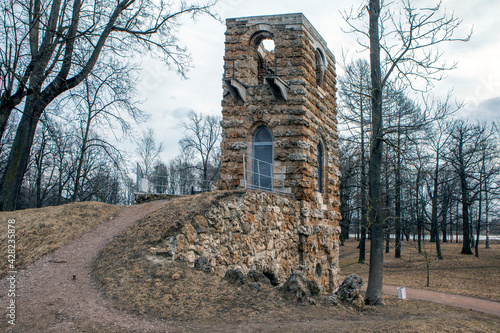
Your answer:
92;191;339;323
0;201;121;279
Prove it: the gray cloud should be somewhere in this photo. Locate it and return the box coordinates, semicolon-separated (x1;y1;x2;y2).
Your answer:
474;96;500;120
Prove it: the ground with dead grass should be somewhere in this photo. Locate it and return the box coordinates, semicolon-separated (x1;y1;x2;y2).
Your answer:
1;196;499;332
91;193;500;331
340;238;500;301
0;201;121;279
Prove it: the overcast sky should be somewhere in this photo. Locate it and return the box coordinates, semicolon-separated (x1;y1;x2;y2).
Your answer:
131;0;500;161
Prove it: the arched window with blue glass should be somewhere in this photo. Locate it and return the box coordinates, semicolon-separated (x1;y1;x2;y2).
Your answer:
253;126;273;190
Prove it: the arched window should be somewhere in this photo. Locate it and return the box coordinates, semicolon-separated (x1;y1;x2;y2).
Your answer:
315;48;326;86
317;142;324;193
253;127;273;190
256;38;275;84
250;31;275;85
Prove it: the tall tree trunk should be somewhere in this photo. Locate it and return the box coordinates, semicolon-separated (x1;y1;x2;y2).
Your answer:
455;201;459;244
449;208;453;243
395;122;402;258
431;151;443;259
485;177;490;249
416;171;422;253
365;0;385;305
460;178;472;254
475;154;485;257
458;132;473;254
0;96;46;210
384;157;390;254
35;132;47;208
441;194;449;243
470;221;475;248
385;232;390;253
359;225;367;263
359;88;368;263
442;214;448;242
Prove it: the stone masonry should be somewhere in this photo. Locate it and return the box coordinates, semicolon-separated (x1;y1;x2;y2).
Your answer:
149;190;341;292
216;13;341;291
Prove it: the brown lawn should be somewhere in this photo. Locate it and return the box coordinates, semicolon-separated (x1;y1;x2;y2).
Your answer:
0;201;121;279
339;237;500;301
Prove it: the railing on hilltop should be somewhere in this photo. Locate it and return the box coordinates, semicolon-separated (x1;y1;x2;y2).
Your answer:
137;175;214;195
241;154;292;195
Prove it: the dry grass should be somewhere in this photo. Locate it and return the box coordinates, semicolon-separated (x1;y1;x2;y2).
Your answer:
340;238;500;301
0;201;121;279
93;191;302;321
91;193;500;331
67;297;500;333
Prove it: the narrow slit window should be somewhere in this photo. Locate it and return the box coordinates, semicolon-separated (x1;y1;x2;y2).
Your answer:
317;142;324;193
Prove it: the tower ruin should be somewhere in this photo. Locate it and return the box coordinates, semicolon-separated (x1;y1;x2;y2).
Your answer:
218;13;341;290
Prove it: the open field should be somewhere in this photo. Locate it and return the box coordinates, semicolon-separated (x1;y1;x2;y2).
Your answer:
339;238;500;301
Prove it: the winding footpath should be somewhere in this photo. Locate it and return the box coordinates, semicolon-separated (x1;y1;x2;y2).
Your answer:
361;285;500;316
1;200;499;332
1;200;171;332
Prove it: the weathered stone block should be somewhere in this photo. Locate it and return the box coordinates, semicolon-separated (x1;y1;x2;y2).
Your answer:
183;223;197;244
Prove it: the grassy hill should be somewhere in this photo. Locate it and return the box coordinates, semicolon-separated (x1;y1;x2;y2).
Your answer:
0;201;121;279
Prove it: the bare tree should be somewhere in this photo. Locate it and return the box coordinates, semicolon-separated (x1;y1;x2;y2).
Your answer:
179;110;221;189
0;0;217;211
472;124;498;257
32;117;58;207
136;128;164;181
342;0;471;304
338;59;371;262
416;96;461;259
445;120;496;255
383;89;422;258
338;138;359;246
71;60;145;201
425;117;449;260
151;161;169;194
168;150;197;195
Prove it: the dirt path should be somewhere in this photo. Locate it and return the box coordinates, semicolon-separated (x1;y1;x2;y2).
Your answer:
361;284;500;316
0;200;171;332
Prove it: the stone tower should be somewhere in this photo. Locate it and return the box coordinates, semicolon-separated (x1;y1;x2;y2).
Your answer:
219;13;341;290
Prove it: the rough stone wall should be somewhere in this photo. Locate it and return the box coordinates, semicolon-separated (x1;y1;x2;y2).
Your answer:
157;191;340;292
219;14;338;200
217;13;341;291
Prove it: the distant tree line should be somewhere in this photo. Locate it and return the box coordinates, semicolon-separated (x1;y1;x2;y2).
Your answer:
341;0;476;305
137;111;221;196
0;62;144;208
0;100;221;209
338;58;500;262
0;0;217;211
